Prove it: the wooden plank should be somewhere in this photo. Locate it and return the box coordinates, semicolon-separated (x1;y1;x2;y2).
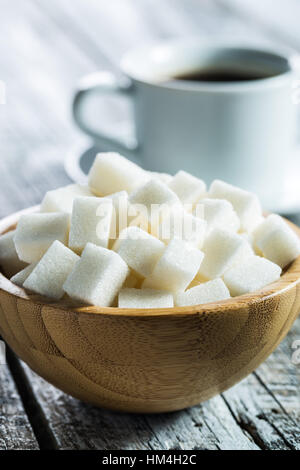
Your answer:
12;322;300;451
33;0;163;61
0;341;38;449
3;315;299;450
0;0;95;219
0;0;148;222
33;0;122;67
253;320;300;449
219;0;300;50
32;0;276;63
12;359;260;450
222;318;300;450
0;0;291;220
165;0;273;43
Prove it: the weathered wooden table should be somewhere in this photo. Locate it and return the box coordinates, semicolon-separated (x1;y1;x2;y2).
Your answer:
0;0;299;450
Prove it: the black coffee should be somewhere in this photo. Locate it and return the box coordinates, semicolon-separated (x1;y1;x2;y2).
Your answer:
168;68;274;83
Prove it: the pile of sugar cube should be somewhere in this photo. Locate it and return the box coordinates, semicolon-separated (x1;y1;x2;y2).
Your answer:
0;152;300;309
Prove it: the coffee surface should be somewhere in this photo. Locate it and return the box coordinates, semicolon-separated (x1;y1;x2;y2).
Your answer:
168;68;275;82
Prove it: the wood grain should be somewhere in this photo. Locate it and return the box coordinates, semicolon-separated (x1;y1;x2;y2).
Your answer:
0;356;38;449
5;319;299;450
0;208;299;413
13;360;260;450
0;0;299;449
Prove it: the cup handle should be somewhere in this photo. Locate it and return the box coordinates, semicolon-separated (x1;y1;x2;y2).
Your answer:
72;71;139;154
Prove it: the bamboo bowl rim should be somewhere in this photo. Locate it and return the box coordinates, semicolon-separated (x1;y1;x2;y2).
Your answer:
1;205;300;318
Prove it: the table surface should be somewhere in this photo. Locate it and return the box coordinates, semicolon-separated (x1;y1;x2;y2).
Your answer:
0;0;299;450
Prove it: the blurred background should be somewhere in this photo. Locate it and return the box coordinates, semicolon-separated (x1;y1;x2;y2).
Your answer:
0;0;300;219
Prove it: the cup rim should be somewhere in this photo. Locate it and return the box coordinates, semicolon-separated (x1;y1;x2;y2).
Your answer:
121;38;294;92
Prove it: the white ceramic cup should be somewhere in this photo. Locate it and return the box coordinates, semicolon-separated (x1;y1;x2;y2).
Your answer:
73;39;298;209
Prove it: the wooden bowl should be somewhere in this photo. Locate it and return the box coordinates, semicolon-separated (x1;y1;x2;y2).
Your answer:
0;207;300;414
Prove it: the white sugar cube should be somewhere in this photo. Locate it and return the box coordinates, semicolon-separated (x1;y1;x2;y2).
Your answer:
240;232;256;255
148;171;173;185
252;214;300;268
197;198;240;235
11;263;38;287
199;228;253;280
157;208;207;248
142;239;204;293
24;241;79;300
14;213;69;263
68;197;113;254
88;152;149;196
118;288;174;308
63;243;129;306
175;278;230;307
129;179;181;229
114;226;165;278
223;256;282;296
130;179;180;213
0;230;27;277
209;180;262;232
168;170;206;206
40;184;93;214
126;211;154;235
